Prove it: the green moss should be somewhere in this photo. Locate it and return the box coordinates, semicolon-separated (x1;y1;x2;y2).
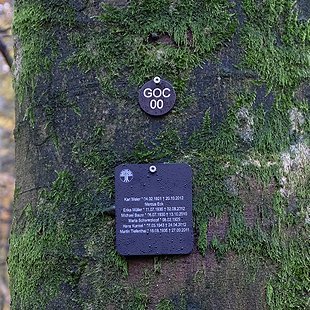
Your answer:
265;212;309;308
156;298;175;310
81;218;130;309
153;256;162;274
9;172;74;308
184;2;309;306
9;220;70;309
127;291;149;310
13;1;76;124
197;220;208;255
241;0;310;93
189;99;247;254
67;0;236;95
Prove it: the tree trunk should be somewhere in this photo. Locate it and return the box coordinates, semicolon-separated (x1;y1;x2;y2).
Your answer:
9;1;309;309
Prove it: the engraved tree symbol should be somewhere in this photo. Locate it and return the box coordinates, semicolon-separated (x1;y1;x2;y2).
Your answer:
120;169;133;183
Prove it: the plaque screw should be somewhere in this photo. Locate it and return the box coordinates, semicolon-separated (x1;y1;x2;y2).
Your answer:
149;165;157;173
153;76;161;84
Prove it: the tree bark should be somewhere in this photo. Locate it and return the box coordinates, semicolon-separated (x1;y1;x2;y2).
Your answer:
9;1;309;309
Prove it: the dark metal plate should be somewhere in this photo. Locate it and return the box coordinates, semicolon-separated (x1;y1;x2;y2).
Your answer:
138;77;176;116
115;163;193;256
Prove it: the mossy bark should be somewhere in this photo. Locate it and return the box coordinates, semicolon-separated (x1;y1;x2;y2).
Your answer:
10;1;309;309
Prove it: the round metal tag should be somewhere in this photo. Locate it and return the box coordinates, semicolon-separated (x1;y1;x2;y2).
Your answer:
138;77;176;116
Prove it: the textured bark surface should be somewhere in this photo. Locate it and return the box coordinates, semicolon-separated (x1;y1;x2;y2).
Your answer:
9;1;309;309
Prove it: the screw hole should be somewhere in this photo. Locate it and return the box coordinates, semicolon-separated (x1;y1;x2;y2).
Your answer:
149;165;157;173
153;77;161;84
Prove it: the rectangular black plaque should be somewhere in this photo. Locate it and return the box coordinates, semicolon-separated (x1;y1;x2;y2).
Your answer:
115;163;193;256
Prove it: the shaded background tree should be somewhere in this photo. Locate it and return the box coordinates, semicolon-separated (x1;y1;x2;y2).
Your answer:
0;1;14;309
10;1;309;309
